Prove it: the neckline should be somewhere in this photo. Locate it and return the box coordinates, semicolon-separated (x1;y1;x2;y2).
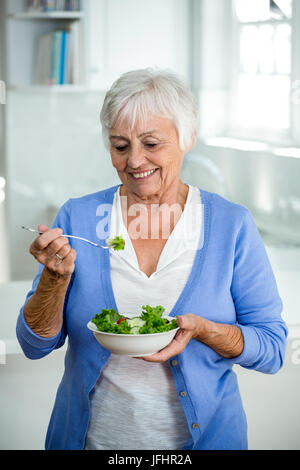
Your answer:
100;185;211;319
111;184;195;279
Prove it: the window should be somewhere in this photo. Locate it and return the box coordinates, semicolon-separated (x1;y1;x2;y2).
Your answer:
229;0;297;144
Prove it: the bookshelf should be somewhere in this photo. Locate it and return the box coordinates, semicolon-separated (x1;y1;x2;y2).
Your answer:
8;11;85;20
4;0;88;89
8;84;89;93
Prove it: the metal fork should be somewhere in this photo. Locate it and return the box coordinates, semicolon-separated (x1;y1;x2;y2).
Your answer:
21;226;110;249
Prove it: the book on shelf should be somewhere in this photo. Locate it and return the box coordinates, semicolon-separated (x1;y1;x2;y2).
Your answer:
27;0;81;12
35;26;82;86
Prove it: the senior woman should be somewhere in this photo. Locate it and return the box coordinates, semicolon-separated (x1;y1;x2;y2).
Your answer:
17;68;287;451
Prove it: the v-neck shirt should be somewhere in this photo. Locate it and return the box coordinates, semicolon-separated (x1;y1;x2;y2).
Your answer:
84;185;202;450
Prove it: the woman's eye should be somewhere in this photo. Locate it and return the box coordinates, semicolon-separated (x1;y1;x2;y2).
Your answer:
145;143;158;148
115;146;128;152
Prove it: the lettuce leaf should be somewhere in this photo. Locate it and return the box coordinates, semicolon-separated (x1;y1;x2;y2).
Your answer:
91;305;178;335
106;235;125;251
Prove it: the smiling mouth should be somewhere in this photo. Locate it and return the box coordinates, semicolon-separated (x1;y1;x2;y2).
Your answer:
129;168;159;180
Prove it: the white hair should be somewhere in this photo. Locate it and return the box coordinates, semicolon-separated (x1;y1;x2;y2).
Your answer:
100;68;199;152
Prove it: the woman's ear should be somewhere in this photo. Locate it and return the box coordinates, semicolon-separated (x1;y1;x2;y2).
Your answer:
185;131;198;153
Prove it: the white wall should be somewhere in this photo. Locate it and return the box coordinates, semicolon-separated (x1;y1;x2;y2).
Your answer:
0;350;65;450
235;351;300;450
87;0;190;89
6;89;118;279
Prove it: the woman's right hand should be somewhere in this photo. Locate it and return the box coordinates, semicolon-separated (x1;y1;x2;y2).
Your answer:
29;224;76;278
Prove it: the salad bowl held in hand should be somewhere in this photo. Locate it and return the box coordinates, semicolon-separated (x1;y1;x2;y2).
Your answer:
87;306;179;356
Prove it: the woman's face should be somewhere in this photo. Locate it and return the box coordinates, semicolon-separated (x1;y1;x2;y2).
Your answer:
109;115;186;200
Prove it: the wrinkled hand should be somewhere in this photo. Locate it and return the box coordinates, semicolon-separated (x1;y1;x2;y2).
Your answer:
140;314;204;363
29;224;76;278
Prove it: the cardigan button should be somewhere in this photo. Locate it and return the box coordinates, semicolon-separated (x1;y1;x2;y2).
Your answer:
171;359;178;366
192;423;199;429
180;391;187;397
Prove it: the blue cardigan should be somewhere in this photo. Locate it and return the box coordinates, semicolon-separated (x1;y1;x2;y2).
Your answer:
16;185;288;450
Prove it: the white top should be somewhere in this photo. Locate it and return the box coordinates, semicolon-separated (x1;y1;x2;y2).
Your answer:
84;185;202;450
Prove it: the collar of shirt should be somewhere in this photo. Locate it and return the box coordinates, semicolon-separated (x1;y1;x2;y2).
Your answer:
109;185;202;278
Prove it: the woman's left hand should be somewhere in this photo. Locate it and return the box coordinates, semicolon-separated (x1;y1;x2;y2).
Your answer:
140;314;203;363
139;312;244;362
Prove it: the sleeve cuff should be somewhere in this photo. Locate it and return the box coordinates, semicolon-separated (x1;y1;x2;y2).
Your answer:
231;324;260;367
16;306;62;350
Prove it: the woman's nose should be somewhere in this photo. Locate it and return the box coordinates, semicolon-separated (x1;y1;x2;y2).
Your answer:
127;145;146;169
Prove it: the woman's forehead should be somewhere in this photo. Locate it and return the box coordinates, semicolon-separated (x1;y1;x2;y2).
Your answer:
110;114;175;138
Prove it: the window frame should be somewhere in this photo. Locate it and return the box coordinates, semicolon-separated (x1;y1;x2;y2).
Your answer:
226;0;300;147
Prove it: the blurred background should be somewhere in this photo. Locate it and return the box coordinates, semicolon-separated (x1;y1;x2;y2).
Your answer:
0;0;300;450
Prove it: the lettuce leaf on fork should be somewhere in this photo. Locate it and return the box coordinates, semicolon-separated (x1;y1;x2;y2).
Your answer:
106;235;125;251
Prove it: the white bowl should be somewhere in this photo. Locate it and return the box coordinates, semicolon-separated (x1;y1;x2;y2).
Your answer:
87;316;179;356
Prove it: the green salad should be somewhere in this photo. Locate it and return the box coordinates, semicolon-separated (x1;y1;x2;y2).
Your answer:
91;305;178;335
106;235;125;251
